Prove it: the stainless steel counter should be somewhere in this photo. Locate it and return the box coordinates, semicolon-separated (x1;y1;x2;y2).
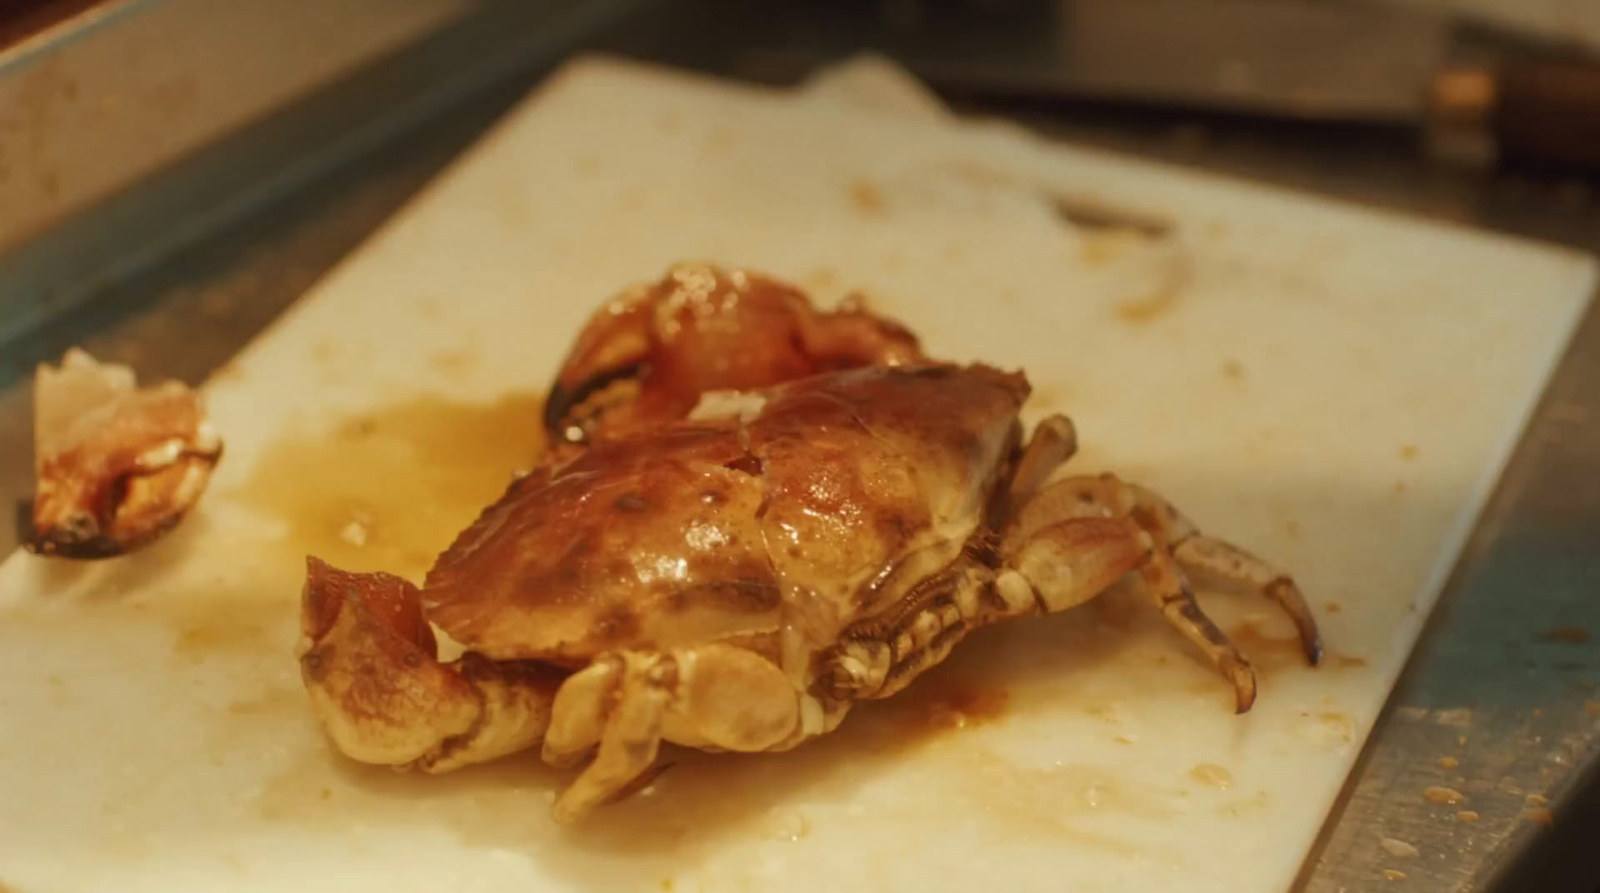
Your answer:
1;2;1595;890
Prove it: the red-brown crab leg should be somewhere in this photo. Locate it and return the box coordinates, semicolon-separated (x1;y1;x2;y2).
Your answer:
543;264;925;444
297;557;564;772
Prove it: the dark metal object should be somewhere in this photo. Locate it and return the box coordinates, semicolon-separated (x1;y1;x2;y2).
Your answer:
873;0;1451;123
720;0;1600;174
0;1;1596;890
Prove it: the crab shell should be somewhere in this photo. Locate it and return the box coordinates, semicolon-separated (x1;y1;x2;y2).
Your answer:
424;363;1026;679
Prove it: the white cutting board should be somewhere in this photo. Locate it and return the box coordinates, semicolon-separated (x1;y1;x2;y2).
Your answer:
0;55;1592;893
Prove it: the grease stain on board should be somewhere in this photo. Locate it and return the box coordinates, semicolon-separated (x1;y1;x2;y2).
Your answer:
1078;228;1149;267
901;684;1011;735
1112;250;1192;325
849;180;887;217
230;392;546;580
163;596;290;664
1189;763;1233;789
430;347;479;378
1227;621;1365;676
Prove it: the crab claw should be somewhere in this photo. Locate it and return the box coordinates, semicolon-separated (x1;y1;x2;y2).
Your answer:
545;263;925;444
298;557;564;772
26;349;223;559
543;284;655;443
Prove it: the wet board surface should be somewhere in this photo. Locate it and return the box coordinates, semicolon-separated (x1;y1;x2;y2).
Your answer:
0;55;1593;893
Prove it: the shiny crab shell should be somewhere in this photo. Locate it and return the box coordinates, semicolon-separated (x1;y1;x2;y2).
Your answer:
430;362;1021;673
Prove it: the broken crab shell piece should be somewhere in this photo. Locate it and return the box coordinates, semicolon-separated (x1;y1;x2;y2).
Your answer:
26;348;223;559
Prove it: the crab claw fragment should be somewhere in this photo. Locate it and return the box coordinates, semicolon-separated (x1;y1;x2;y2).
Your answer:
297;557;564;773
544;262;925;444
26;349;223;559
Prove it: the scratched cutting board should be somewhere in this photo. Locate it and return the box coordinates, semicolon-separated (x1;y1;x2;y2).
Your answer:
0;55;1593;893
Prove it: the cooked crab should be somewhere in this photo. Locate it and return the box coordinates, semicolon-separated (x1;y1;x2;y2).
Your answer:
27;349;223;559
544;262;924;445
298;362;1320;823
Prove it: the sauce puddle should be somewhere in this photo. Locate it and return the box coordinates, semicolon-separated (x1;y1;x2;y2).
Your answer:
230;392;546;580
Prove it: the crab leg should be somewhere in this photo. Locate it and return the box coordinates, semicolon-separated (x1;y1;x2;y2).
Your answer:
1005;472;1321;663
1000;508;1260;712
1123;482;1322;665
1008;414;1078;504
297;557;563;772
1003;473;1320;712
542;645;803;822
544;653;671;821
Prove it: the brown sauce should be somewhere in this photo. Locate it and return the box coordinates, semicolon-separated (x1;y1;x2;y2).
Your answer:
231;392;545;580
895;681;1011;736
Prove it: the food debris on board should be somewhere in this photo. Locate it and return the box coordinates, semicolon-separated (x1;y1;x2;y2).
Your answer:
1378;837;1420;858
1424;786;1465;805
1524;807;1555;826
294;263;1324;824
26;349;222;559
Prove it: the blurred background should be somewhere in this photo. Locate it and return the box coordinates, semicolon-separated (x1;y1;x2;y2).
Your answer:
1;1;1597;890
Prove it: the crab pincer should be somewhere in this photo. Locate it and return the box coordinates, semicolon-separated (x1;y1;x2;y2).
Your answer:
26;349;223;559
543;262;924;445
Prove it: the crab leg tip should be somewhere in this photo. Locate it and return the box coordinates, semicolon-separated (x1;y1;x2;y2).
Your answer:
1230;660;1258;714
1304;635;1325;668
1234;684;1257;715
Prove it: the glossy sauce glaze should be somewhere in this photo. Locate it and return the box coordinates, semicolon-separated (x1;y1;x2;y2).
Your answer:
422;364;1027;673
